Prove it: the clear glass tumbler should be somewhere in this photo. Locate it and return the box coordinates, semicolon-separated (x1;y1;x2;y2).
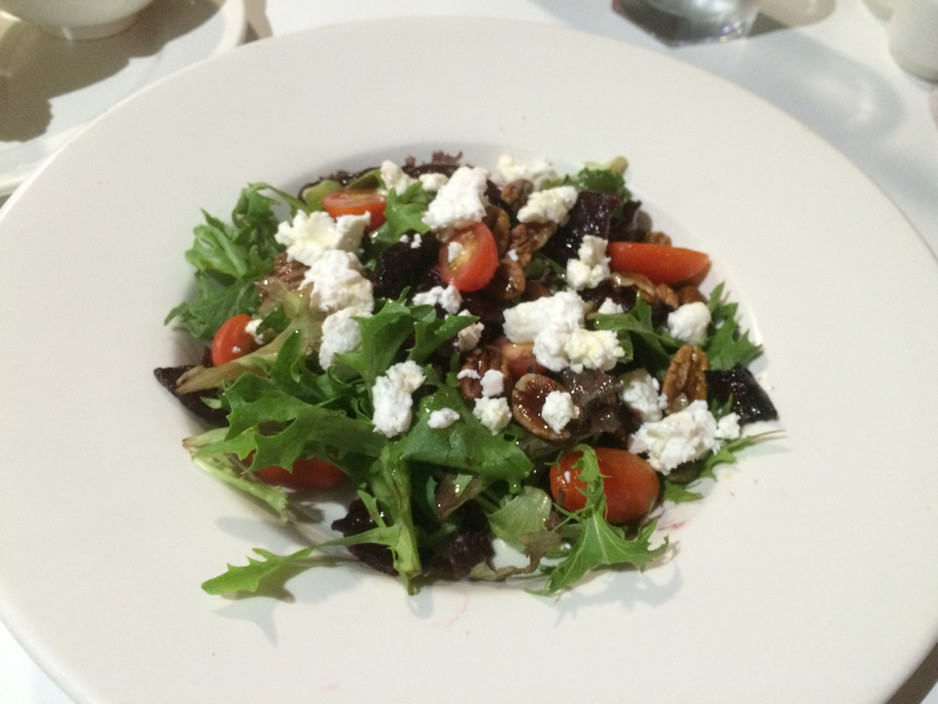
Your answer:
613;0;759;45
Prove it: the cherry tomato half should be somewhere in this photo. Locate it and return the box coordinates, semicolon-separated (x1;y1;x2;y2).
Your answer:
549;447;660;524
608;241;710;285
211;313;258;366
438;222;499;292
321;189;387;231
254;457;347;491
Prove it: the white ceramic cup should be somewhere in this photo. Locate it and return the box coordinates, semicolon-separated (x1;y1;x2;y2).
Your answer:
613;0;759;45
0;0;156;40
888;0;938;80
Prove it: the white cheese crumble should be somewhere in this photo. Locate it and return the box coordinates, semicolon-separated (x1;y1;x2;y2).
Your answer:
542;390;580;434
493;154;558;189
628;400;740;474
381;160;449;195
371;361;426;437
418;172;449;192
667;301;712;346
503;291;587;344
472;396;512;434
456;312;484;352
480;369;505;398
244;318;263;344
275;210;369;267
517;185;578;225
380;160;416;194
503;291;622;372
428;407;461;429
302;250;374;314
412;285;463;315
422;165;488;233
456;368;480;381
562;328;624;372
619;368;666;423
597;298;624;315
565;235;611;291
319;307;370;369
446;241;464;263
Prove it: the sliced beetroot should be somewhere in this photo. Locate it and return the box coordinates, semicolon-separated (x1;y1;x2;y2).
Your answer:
706;365;779;424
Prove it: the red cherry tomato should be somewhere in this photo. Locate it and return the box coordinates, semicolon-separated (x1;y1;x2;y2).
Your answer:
321;189;387;231
608;241;710;285
549;448;660;524
438;222;499;292
211;313;258;366
254;457;347;491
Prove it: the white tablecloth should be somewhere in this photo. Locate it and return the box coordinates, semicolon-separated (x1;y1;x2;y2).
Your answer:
2;0;936;701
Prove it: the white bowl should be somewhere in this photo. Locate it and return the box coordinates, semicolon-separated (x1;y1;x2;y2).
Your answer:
0;0;156;40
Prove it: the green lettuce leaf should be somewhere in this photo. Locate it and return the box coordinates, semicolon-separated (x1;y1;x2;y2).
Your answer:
165;183;298;339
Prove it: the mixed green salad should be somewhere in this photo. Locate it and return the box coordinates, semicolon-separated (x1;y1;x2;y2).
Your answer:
157;152;777;597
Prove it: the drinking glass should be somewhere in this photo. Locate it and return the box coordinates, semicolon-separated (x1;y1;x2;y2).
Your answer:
613;0;759;45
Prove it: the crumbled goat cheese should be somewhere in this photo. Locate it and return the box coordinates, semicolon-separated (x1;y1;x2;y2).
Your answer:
503;290;587;344
628;400;721;474
480;369;505;398
620;368;666;423
565;235;611;290
472;396;512;434
380;160;416;194
422;165;488;233
667;301;712;346
275;210;369;266
412;284;462;315
504;291;621;372
531;328;570;372
428;407;461;429
418;172;449;192
517;185;578;225
542;391;580;434
562;328;624;372
400;233;426;249
447;241;464;263
493;154;558;189
456;312;484;352
244;318;263;344
597;298;624;315
319;307;370;369
716;412;742;441
371;361;426;437
302;250;374;314
380;160;448;195
456;368;480;381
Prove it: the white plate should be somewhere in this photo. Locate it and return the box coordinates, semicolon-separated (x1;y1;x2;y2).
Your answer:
1;17;936;704
0;0;246;197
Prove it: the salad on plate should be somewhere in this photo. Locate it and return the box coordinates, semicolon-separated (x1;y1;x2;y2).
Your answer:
156;151;777;596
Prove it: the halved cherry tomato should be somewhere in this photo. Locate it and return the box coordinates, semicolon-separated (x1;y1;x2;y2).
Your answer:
254;457;347;491
211;313;258;366
549;447;660;524
608;241;710;285
321;189;387;231
438;222;499;292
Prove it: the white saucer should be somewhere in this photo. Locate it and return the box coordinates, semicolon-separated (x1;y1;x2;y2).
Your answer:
0;0;246;196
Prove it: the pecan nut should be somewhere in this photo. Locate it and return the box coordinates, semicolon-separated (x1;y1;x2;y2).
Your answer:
510;373;580;442
458;346;508;402
609;271;678;309
662;345;708;414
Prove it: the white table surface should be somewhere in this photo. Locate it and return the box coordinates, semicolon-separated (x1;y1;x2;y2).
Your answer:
1;1;936;701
